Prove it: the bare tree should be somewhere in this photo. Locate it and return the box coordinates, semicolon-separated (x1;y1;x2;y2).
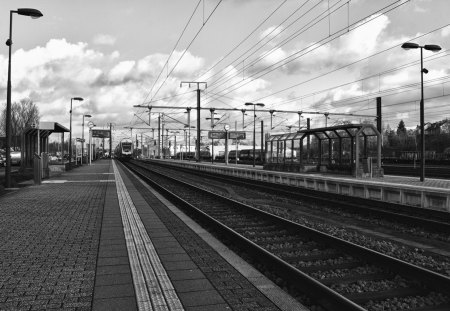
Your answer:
1;98;40;149
0;103;5;137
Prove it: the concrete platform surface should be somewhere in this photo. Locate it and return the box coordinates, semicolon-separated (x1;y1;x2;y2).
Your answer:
0;159;306;311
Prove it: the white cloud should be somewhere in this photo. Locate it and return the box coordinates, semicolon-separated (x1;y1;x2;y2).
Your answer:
93;34;117;46
0;38;214;140
108;60;136;83
442;27;450;37
260;25;284;41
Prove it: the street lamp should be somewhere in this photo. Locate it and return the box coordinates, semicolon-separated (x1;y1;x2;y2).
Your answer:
69;97;84;168
401;42;441;182
88;121;96;165
245;102;265;167
4;8;43;188
81;114;92;164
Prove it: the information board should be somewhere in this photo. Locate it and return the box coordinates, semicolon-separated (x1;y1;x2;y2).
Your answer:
208;131;227;139
228;131;246;140
92;129;110;138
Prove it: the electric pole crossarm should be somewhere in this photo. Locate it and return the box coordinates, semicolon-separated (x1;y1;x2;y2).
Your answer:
133;105;375;118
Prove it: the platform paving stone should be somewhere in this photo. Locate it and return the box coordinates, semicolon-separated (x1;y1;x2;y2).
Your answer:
0;162;110;311
92;162;137;311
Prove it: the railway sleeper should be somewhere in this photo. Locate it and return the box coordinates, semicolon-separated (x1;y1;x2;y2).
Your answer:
346;287;431;304
294;259;362;272
318;272;395;286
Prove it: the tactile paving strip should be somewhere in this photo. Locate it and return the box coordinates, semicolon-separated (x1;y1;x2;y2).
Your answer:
113;161;184;311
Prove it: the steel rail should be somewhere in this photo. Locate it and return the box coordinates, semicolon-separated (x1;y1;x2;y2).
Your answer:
123;160;450;310
150;160;450;233
122;160;365;311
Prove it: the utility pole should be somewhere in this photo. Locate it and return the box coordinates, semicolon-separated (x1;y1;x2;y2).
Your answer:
158;114;161;158
108;123;113;158
180;81;207;162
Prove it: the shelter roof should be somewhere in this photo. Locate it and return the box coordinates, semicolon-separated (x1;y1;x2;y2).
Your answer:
23;122;69;138
268;123;380;141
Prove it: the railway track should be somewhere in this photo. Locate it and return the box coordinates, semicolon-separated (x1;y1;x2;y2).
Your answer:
383;164;450;179
121;160;450;311
142;160;450;235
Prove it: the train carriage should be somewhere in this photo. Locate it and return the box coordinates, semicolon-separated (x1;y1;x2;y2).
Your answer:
115;140;133;161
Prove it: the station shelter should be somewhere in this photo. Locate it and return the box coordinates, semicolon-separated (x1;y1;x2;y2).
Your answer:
264;123;383;178
21;122;69;178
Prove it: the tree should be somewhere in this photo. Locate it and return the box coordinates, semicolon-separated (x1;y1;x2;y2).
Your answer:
0;98;40;149
396;119;407;147
0;102;5;136
440;119;450;134
396;120;406;136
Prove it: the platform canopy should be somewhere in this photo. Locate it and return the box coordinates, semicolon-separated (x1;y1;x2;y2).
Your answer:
21;122;70;169
23;122;69;138
265;123;383;177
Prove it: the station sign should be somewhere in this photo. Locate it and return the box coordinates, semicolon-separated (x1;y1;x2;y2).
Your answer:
92;129;110;138
208;131;246;140
208;131;227;139
228;131;246;140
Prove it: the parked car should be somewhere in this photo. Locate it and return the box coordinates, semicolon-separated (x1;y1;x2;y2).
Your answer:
0;153;5;167
10;151;21;166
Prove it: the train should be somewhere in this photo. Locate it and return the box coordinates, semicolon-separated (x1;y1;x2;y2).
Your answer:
115;140;133;161
174;151;212;161
212;148;266;165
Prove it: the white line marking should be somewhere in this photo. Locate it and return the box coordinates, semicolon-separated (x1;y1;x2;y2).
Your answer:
42;180;114;183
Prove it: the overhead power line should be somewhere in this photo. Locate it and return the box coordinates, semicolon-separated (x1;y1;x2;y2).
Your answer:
202;0;410;105
196;0;290;81
142;0;202;105
148;0;223;103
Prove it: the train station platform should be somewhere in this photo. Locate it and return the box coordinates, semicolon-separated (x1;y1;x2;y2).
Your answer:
152;159;450;211
0;159;305;311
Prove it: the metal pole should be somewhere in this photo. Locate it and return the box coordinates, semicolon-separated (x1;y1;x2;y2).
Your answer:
235;121;238;165
376;97;382;133
260;120;264;158
187;108;191;159
225;130;228;165
109;123;112;158
81;115;85;164
196;88;201;162
37;122;40;155
252;105;256;167
5;11;14;188
69;98;73;168
158;114;161;158
420;47;425;182
89;128;92;165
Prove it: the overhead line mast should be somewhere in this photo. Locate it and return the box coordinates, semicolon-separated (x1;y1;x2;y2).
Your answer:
179;82;207;162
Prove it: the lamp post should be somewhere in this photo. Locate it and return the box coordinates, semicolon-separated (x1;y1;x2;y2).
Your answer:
88;121;95;165
245;102;265;167
401;42;441;182
4;8;43;188
81;114;92;165
69;97;83;168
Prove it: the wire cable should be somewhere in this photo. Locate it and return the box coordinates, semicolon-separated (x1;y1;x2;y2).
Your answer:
142;0;202;104
203;0;410;103
149;0;223;103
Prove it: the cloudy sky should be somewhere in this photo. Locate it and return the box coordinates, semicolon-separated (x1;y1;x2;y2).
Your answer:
0;0;449;145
